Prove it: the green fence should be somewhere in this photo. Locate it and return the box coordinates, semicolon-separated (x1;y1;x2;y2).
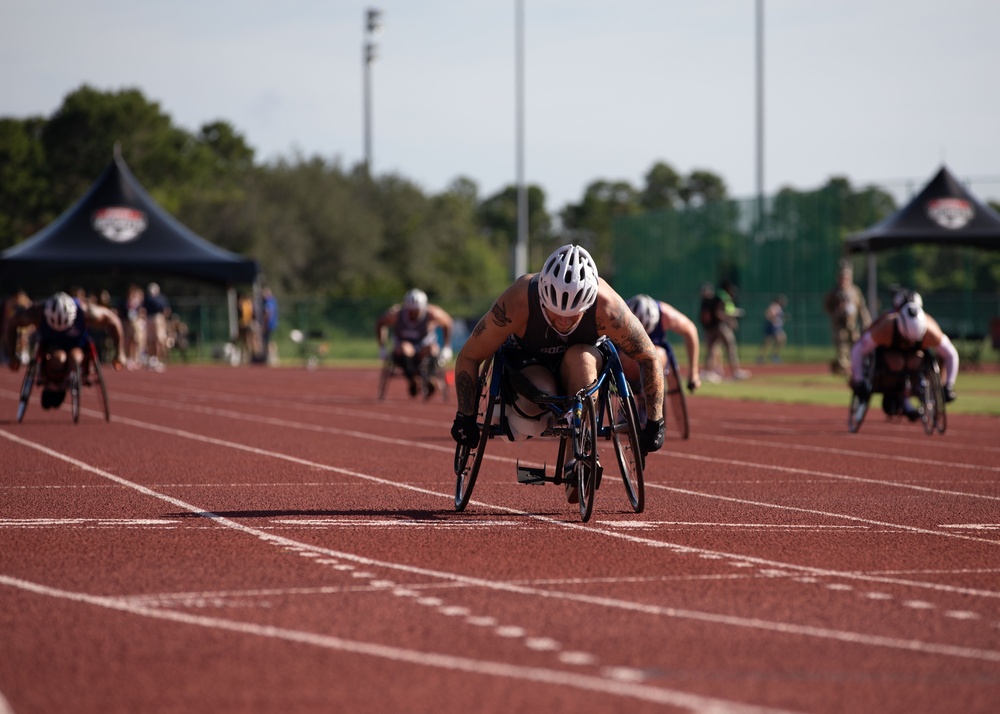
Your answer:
612;192;1000;348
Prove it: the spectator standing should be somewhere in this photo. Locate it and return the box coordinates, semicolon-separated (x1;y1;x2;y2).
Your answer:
699;282;749;382
122;283;146;370
824;261;871;375
757;295;788;364
261;287;279;365
143;282;170;371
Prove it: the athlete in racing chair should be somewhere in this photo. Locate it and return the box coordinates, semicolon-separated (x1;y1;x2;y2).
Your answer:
624;294;701;417
5;291;125;408
376;288;454;398
849;295;958;421
450;244;665;504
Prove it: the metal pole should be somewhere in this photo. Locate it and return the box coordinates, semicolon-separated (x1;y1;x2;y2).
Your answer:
755;0;764;234
363;43;372;172
363;9;382;174
514;0;528;279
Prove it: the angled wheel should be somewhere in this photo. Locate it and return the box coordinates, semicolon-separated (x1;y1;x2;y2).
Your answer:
848;354;874;433
847;392;869;433
69;362;81;424
92;354;111;422
574;393;599;522
607;376;645;513
377;357;394;400
920;356;946;435
664;345;689;440
454;356;495;511
17;356;39;423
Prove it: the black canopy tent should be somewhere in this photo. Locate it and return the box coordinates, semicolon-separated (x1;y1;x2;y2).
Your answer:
0;147;259;338
845;165;1000;310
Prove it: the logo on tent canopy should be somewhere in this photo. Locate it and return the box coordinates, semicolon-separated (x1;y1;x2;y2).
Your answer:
927;198;974;230
92;207;148;242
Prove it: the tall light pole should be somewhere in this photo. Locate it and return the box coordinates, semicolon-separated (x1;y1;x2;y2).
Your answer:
514;0;528;279
755;0;764;238
363;8;383;174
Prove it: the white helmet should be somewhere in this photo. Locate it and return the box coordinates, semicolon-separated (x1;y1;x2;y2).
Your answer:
891;288;924;311
538;244;599;316
897;301;927;343
627;294;659;334
44;292;77;332
403;288;428;315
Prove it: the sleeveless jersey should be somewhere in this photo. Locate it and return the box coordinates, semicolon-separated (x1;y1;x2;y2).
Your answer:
395;310;435;348
512;276;599;357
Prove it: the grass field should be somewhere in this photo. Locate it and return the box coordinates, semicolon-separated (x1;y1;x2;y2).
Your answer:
235;334;1000;417
693;365;1000;416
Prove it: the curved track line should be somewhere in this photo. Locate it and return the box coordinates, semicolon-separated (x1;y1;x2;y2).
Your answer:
4;426;1000;660
0;575;795;714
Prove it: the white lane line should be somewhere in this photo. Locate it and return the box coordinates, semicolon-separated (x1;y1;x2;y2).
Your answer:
0;574;795;714
76;387;1000;494
3;427;1000;665
648;484;1000;546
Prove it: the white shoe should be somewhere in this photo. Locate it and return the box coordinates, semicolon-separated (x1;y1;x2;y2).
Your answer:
732;369;752;380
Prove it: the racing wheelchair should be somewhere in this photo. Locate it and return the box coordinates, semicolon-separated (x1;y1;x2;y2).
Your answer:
848;348;946;435
377;352;449;402
453;338;646;523
17;337;111;424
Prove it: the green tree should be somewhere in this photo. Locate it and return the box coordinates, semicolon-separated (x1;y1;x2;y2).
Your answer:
0;117;49;249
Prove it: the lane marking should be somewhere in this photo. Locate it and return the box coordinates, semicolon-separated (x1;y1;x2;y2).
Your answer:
4;426;1000;666
0;574;795;714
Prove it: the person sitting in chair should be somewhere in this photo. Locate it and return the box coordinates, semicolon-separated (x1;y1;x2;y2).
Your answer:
849;297;958;421
376;288;454;398
5;291;125;409
449;244;665;504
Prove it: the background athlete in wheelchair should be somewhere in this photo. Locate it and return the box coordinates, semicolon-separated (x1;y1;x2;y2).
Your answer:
848;292;958;434
375;288;454;400
6;291;124;422
450;244;665;522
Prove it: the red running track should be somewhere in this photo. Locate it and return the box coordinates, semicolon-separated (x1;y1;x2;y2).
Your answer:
1;364;999;714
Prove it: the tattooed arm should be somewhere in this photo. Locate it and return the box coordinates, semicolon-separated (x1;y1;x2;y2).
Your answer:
596;285;664;422
453;276;531;415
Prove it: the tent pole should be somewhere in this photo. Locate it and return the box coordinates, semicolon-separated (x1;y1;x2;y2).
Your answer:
227;286;238;342
866;250;878;314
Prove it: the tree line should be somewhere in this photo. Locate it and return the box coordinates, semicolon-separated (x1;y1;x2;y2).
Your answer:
2;85;996;312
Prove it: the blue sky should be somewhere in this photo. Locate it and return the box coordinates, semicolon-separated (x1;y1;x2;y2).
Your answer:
3;1;999;210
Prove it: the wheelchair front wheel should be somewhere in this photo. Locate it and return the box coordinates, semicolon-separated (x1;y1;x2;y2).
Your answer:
69;362;81;424
575;393;599;523
17;357;39;423
848;392;869;433
454;357;494;511
608;382;644;513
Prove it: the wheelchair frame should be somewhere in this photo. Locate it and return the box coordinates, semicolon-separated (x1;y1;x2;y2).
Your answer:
453;339;646;522
17;337;110;424
848;348;946;435
377;352;449;402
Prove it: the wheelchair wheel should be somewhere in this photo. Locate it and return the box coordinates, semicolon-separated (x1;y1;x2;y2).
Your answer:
920;357;947;435
69;362;81;424
454;356;494;511
377;357;394;400
847;392;869;433
575;393;599;523
848;354;874;433
17;356;39;423
664;346;689;440
607;378;645;513
92;353;111;422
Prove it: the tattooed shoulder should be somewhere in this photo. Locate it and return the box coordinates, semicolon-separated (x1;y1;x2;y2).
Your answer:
491;301;513;328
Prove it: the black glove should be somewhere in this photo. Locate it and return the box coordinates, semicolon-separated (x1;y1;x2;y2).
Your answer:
851;381;871;401
640;418;665;455
451;411;480;447
944;386;957;403
687;379;698;393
